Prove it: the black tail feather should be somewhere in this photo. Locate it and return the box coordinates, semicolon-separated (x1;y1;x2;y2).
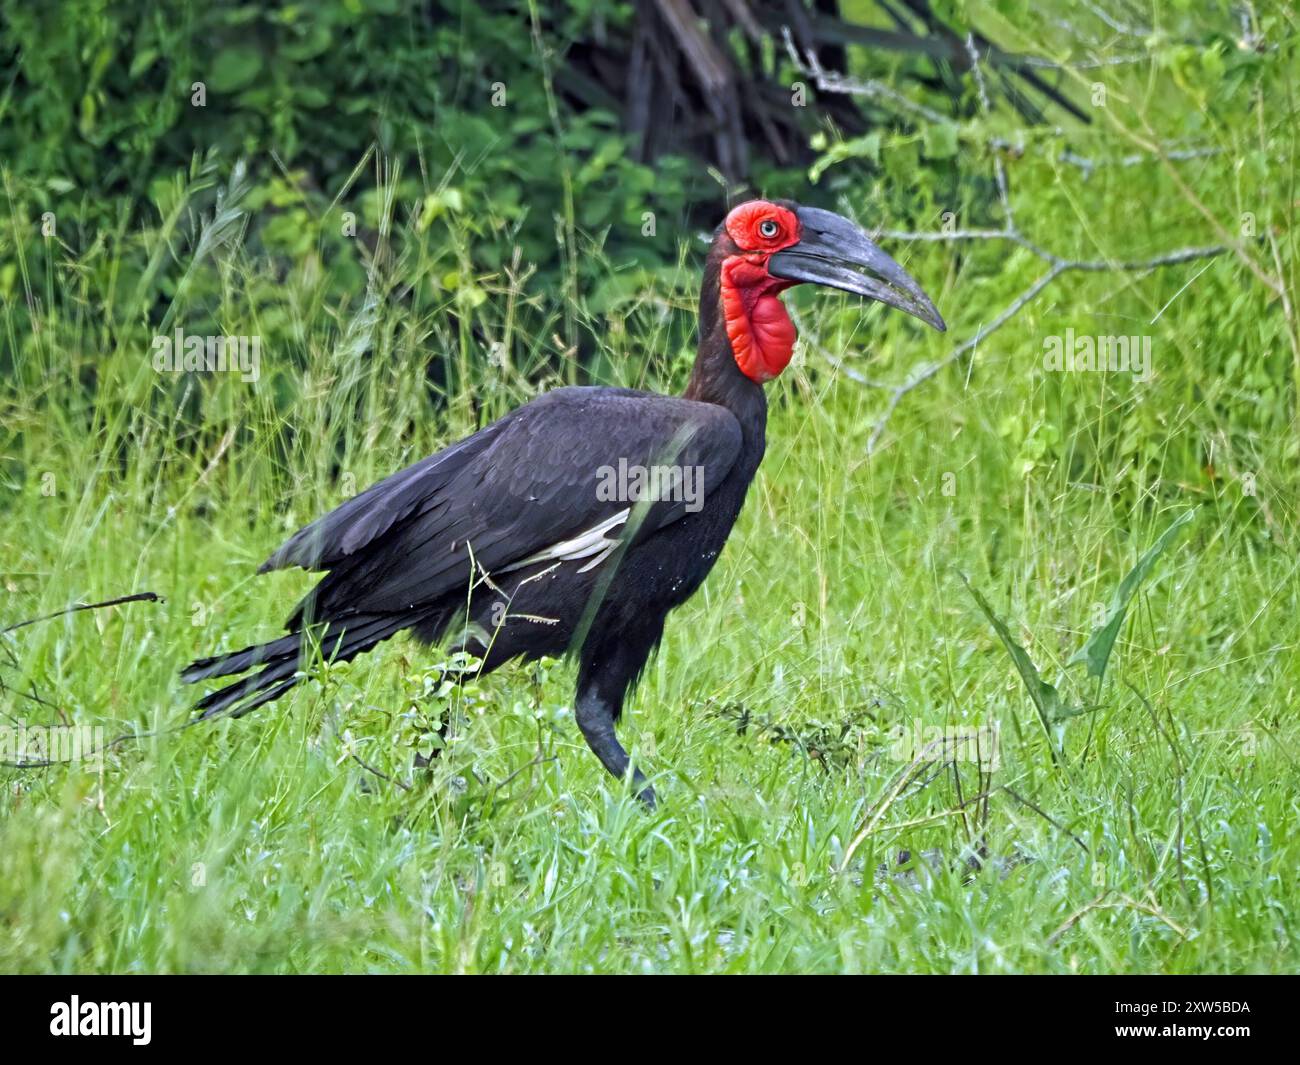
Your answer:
182;612;420;721
180;630;304;683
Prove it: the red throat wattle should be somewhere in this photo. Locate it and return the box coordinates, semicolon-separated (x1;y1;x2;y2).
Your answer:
719;200;803;384
721;258;796;383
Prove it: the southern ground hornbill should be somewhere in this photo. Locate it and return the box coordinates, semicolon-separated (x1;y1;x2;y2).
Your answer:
184;200;945;805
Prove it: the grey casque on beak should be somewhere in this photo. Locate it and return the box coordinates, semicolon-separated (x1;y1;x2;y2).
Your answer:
769;206;946;332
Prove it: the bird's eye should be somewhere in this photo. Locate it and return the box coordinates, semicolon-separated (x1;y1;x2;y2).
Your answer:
758;219;779;238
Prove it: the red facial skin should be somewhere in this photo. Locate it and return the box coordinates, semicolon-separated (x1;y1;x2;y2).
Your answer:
720;201;802;384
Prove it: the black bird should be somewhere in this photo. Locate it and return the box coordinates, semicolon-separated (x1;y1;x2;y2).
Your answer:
183;200;945;805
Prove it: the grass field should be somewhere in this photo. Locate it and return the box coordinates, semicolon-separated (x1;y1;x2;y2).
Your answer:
3;5;1299;974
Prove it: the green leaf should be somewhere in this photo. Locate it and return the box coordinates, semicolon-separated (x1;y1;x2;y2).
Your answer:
128;48;158;80
282;24;333;62
961;574;1091;733
1200;43;1226;84
808;132;881;184
922;122;959;160
209;47;264;93
1068;509;1197;680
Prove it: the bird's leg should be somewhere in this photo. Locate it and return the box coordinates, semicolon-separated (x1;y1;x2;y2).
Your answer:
575;690;656;808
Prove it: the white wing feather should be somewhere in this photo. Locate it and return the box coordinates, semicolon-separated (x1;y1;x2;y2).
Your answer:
499;507;630;574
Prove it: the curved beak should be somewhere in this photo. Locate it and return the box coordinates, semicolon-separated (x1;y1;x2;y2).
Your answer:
769;206;946;332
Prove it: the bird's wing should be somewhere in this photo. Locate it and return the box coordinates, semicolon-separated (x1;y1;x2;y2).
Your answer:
261;386;743;617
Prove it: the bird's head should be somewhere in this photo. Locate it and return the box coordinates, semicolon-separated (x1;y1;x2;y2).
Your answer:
711;199;945;384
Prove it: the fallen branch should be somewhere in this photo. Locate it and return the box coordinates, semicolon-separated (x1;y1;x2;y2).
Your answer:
0;591;162;636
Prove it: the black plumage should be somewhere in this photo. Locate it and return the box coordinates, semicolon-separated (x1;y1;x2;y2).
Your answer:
184;199;944;804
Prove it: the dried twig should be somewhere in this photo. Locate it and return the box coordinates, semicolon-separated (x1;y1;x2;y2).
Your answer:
1003;784;1090;854
0;591;162;636
839;737;950;872
1048;889;1189;946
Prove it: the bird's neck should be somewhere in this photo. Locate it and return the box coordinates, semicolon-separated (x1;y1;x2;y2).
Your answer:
683;260;771;451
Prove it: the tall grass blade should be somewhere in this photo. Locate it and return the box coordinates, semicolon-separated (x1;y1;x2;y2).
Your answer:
1068;509;1197;681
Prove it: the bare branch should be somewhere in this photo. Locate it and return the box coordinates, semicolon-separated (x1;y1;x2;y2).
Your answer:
1082;0;1152;39
781;23;1242;456
782;27;1221;179
864;230;1228;455
1;591;162;636
854;38;1229;456
866;263;1065;455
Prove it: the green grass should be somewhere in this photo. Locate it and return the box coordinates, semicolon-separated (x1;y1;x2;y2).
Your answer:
3;3;1299;973
3;283;1297;971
